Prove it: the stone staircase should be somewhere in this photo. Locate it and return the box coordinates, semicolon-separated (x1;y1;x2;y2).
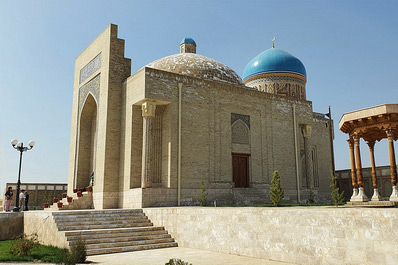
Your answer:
46;191;93;211
52;209;177;255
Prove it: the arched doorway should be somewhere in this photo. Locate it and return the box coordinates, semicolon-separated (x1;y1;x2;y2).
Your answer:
76;94;97;189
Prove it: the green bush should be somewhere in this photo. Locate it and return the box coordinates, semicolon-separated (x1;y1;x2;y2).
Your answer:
200;180;207;206
330;172;344;207
307;186;316;204
270;171;284;206
58;238;86;265
165;258;192;265
9;234;39;256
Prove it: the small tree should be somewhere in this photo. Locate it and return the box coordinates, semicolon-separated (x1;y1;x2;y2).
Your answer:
200;180;207;206
165;258;192;265
307;186;316;204
270;171;284;206
330;172;345;207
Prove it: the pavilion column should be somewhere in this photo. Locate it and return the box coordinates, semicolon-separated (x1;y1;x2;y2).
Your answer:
352;133;368;201
141;101;156;188
347;138;358;200
386;127;398;201
367;141;381;201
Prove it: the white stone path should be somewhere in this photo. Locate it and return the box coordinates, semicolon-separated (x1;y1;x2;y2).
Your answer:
88;247;293;265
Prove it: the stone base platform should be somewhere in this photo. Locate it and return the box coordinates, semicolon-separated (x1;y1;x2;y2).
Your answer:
346;201;398;207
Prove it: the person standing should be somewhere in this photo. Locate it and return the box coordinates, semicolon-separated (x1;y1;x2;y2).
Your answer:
24;190;29;211
19;189;26;211
4;187;13;212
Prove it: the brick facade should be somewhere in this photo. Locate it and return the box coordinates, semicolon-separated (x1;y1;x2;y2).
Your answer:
68;24;333;208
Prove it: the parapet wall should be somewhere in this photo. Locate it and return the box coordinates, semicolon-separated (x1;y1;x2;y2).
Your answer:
24;211;68;248
0;212;23;240
144;206;398;265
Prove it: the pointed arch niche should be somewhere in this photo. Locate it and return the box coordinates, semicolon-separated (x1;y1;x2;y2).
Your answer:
231;113;251;188
76;93;98;188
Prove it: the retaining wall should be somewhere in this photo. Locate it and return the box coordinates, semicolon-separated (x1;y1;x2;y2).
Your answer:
0;212;23;240
144;206;398;265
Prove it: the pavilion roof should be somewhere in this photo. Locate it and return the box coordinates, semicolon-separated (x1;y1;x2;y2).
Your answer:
339;104;398;142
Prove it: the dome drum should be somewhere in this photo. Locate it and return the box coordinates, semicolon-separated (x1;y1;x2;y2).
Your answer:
246;78;306;99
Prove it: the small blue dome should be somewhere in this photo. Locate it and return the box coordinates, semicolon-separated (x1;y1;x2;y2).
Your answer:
180;37;196;46
243;48;306;81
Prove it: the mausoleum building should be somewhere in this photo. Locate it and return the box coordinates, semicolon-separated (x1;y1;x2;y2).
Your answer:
67;24;333;209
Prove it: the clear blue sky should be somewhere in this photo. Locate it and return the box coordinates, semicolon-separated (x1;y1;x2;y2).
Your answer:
1;0;397;191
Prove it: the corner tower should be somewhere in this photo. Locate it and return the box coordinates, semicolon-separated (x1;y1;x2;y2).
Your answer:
243;44;307;100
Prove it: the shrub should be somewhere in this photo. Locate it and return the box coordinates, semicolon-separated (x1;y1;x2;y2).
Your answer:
200;180;207;206
165;258;192;265
307;186;316;204
9;234;39;256
58;238;86;265
270;171;284;206
330;172;344;207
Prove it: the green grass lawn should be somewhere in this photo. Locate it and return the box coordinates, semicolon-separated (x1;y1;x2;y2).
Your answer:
0;239;67;263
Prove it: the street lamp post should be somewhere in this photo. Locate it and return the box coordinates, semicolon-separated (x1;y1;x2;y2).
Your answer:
10;139;35;212
325;106;335;176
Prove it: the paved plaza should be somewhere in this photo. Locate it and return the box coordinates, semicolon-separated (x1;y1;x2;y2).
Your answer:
89;247;292;265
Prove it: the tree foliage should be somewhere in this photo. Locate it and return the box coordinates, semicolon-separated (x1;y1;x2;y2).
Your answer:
165;258;192;265
200;180;207;206
9;234;39;256
330;172;345;207
307;186;316;204
59;238;86;265
270;171;284;206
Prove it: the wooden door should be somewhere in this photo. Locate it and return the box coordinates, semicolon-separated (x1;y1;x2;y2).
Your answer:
232;153;249;188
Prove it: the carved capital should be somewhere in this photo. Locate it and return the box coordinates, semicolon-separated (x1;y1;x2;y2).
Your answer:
352;133;361;146
367;141;375;151
347;138;354;149
385;127;395;141
142;101;156;118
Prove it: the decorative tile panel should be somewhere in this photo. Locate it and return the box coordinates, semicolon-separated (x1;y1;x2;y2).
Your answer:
231;113;250;129
231;113;250;145
79;53;102;84
79;74;100;114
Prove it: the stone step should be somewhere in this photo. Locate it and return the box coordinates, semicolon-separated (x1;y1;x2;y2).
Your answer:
86;242;178;256
86;238;175;249
52;209;143;216
74;233;171;245
51;209;177;256
64;226;165;237
67;229;168;241
55;216;149;226
53;213;145;220
56;218;150;228
57;221;153;231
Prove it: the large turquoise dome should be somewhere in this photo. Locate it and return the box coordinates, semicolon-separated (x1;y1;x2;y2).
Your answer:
243;48;306;82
